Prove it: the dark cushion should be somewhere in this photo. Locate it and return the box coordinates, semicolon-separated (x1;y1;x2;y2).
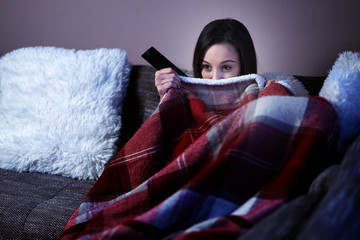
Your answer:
0;168;94;239
118;65;160;147
298;134;360;239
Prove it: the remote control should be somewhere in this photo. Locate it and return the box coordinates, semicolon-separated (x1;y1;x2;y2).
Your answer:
141;47;187;77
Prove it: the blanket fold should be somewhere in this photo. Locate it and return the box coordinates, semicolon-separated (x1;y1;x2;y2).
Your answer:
62;75;338;240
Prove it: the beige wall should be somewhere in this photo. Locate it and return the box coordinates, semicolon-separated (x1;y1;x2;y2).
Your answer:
1;0;359;76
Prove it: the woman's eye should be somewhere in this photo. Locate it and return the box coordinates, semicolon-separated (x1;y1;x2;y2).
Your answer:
202;64;211;71
223;65;232;71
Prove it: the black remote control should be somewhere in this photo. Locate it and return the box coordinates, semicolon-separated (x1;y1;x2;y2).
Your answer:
141;47;187;77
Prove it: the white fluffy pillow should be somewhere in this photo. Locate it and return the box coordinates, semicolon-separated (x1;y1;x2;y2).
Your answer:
0;47;131;180
319;51;360;152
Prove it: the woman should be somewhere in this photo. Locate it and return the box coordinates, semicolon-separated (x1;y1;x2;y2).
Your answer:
155;18;257;98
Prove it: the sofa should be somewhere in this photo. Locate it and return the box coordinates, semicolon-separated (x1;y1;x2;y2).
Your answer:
0;47;359;240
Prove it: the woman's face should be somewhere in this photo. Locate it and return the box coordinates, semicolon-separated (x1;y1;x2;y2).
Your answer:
201;43;241;79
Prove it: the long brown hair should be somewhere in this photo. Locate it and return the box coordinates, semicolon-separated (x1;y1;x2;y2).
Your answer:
192;19;257;78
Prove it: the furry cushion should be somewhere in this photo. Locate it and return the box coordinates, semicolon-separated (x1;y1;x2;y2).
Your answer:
319;51;360;152
0;47;131;180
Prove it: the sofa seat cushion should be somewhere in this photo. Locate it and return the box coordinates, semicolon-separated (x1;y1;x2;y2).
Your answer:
0;168;94;239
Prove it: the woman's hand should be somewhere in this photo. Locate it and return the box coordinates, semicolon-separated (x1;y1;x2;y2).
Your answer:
155;68;182;99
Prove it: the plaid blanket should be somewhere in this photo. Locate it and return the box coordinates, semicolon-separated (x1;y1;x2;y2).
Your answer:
62;75;338;240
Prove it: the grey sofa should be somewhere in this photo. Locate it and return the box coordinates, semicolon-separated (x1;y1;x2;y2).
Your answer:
1;64;359;240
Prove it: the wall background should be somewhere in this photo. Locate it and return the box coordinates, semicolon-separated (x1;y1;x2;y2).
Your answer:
1;0;359;76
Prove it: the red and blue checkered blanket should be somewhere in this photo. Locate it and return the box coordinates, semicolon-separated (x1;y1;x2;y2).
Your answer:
62;75;338;239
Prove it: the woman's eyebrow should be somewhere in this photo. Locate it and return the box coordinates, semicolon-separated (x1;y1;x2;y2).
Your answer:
202;60;237;64
221;60;237;64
